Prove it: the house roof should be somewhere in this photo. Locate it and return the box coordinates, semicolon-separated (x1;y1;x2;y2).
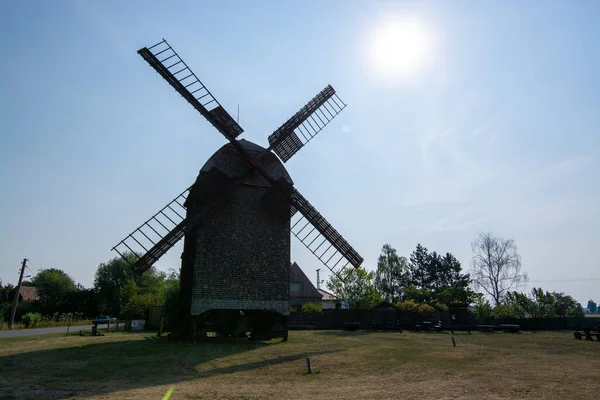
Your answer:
317;289;337;301
19;286;38;302
290;262;322;299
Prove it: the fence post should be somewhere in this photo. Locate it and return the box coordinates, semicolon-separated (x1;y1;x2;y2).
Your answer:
158;317;164;337
65;314;72;336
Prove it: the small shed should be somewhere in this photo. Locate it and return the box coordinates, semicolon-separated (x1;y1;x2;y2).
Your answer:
407;301;446;329
370;301;403;330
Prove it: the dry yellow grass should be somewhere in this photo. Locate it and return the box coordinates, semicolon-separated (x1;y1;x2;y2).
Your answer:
0;330;598;399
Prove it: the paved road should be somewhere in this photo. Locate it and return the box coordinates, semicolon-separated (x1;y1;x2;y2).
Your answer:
0;324;110;338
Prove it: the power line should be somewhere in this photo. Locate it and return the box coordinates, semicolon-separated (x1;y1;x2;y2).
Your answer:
527;278;600;283
26;260;40;272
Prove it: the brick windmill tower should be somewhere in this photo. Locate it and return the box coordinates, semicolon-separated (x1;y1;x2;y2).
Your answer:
112;39;363;340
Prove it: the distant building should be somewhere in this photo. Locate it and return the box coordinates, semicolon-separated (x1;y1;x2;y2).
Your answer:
289;262;322;307
19;286;38;302
318;289;339;309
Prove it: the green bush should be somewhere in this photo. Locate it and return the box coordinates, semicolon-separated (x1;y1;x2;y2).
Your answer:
21;312;42;328
0;302;11;322
473;294;494;319
396;300;433;312
395;300;447;312
120;293;152;320
301;302;323;312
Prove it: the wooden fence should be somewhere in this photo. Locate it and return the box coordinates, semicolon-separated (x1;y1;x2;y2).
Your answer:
289;309;456;330
289;310;600;331
480;316;600;331
146;306;600;331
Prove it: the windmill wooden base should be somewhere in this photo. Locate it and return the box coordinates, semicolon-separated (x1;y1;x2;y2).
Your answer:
166;309;288;342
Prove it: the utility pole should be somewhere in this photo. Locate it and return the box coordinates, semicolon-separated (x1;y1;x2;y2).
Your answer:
9;258;27;330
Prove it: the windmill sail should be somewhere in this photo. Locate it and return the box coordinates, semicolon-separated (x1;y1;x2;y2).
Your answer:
267;85;346;162
138;39;243;141
112;169;236;274
127;39;362;282
112;188;190;274
289;187;363;278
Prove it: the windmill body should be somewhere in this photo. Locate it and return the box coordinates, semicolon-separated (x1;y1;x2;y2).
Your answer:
112;39;364;340
180;140;292;319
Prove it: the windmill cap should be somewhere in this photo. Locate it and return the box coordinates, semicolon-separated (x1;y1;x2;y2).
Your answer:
200;139;293;186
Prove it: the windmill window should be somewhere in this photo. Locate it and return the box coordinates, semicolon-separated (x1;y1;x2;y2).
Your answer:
290;283;301;292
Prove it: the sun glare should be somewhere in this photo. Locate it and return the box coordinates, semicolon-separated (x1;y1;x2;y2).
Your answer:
369;17;434;80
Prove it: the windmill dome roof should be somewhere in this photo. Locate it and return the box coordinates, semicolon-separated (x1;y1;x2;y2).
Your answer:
200;139;293;186
235;139;268;154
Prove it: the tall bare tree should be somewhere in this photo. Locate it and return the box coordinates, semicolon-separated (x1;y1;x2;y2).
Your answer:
470;232;527;306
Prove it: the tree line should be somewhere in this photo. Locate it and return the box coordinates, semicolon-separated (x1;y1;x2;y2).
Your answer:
326;232;585;318
327;243;474;310
0;253;178;326
1;231;588;326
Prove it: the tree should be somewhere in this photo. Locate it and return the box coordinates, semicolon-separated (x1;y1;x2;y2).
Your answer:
31;268;77;313
431;253;474;303
94;252;180;317
0;281;15;304
552;292;584;317
93;253;137;316
405;244;474;304
587;300;597;313
326;267;381;309
0;281;15;322
473;293;494;319
470;232;527;306
501;287;584;318
408;244;431;289
71;284;99;318
374;244;408;303
119;267;180;320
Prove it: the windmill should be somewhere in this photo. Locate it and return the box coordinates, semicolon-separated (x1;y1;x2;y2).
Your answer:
112;39;363;340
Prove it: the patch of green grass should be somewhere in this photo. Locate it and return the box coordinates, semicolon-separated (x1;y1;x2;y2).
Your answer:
0;320;93;330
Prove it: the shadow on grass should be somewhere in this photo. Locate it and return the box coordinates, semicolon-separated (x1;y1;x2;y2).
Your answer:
0;334;341;399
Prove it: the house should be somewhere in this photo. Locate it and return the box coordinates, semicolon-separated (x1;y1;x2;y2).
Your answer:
317;289;339;309
289;262;322;307
19;286;38;302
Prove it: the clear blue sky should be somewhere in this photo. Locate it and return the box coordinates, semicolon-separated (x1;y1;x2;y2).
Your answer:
1;0;598;305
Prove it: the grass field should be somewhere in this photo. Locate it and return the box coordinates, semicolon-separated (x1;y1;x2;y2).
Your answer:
0;330;598;399
0;320;93;331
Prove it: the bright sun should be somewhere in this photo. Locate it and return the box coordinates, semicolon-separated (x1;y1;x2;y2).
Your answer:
369;17;434;80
